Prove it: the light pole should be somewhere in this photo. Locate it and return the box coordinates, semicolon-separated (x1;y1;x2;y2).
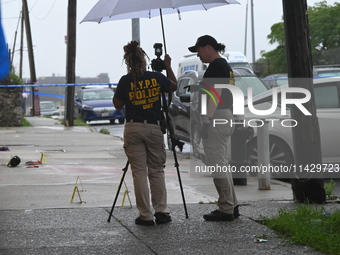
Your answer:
250;0;256;69
244;0;248;56
132;18;140;43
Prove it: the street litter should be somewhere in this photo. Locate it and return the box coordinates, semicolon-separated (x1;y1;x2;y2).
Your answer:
254;235;268;243
25;160;42;165
254;238;268;243
0;146;9;151
26;165;39;168
25;152;47;166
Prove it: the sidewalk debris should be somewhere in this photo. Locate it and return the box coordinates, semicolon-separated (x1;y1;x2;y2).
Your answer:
25;160;42;165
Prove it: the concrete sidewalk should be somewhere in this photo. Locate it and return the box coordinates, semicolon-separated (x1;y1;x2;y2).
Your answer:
0;117;329;254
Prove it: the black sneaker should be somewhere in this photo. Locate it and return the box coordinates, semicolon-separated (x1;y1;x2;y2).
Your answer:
203;210;234;221
154;212;172;224
234;205;240;219
135;217;154;226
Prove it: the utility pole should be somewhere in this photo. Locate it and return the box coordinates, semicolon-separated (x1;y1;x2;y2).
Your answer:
22;0;39;116
282;0;325;204
19;9;24;79
65;0;77;127
132;18;140;43
10;12;21;73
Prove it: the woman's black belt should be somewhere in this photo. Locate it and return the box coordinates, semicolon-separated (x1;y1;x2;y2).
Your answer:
126;119;160;125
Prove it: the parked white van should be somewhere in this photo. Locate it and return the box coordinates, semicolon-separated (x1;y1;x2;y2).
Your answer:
225;51;253;70
177;51;252;78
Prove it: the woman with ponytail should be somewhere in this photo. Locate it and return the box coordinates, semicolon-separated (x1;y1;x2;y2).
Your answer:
113;41;177;226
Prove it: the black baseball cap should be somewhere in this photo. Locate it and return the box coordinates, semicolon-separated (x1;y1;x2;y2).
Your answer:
188;35;218;53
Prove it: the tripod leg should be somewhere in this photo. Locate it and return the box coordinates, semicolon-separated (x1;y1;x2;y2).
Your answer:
172;143;189;218
107;161;129;222
162;92;189;218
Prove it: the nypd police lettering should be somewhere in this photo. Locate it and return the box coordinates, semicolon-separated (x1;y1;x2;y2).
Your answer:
128;78;161;109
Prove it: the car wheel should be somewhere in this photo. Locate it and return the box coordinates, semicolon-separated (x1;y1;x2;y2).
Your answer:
191;123;201;159
110;119;116;124
247;136;294;179
118;118;125;124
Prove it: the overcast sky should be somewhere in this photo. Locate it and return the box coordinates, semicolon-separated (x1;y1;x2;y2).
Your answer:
2;0;338;83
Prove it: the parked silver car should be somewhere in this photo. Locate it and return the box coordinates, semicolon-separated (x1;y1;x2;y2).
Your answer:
39;101;59;116
313;67;340;77
245;77;340;178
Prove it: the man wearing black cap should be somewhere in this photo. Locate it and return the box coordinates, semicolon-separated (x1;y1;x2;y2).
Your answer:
188;35;239;221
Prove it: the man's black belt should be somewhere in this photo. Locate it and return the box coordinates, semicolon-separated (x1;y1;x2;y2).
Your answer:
126;119;160;125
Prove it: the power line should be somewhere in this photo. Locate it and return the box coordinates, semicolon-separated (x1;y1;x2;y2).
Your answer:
30;0;57;21
29;0;39;12
10;10;22;70
2;0;18;4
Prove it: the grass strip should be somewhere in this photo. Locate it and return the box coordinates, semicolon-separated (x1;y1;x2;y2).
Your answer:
262;204;340;254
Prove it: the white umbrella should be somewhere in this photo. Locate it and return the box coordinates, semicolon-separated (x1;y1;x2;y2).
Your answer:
81;0;240;52
82;0;240;219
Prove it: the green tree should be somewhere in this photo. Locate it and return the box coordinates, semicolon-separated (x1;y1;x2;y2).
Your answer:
258;1;340;76
0;72;22;85
309;1;340;64
258;22;287;76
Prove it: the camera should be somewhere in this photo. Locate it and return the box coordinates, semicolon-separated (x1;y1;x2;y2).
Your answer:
151;43;166;72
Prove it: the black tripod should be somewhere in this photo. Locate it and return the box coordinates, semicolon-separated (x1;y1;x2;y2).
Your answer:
162;91;189;219
107;160;129;222
107;92;188;222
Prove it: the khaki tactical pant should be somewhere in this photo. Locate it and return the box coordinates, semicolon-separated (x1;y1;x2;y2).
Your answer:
202;108;238;215
123;122;170;220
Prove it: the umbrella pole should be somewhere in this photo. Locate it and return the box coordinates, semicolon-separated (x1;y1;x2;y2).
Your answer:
159;9;167;54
